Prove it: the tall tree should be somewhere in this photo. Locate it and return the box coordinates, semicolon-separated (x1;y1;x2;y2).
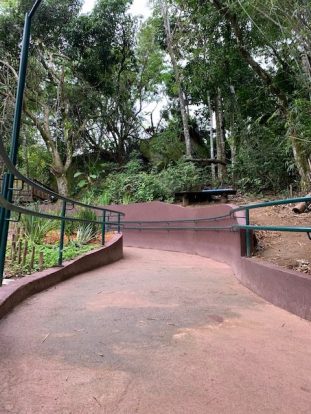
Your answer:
154;0;192;157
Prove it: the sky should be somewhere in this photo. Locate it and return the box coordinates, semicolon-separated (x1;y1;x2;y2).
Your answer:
81;0;151;18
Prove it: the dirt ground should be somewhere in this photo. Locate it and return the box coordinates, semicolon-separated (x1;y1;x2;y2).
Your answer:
233;194;311;274
187;194;311;275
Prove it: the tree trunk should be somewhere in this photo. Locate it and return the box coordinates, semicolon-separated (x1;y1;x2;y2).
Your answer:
228;90;237;183
210;0;311;187
207;95;216;181
215;91;226;182
289;129;310;191
161;1;192;157
51;149;71;196
54;174;69;196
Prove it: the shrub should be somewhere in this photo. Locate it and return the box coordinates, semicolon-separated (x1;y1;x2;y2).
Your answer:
93;159;207;204
75;208;98;236
20;204;58;244
76;224;96;245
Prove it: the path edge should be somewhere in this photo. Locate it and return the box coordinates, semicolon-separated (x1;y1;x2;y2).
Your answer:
0;234;123;320
115;202;311;321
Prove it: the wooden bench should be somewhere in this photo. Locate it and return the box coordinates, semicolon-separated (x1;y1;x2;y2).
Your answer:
175;188;237;206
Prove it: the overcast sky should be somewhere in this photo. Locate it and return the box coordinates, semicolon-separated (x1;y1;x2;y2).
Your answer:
81;0;151;18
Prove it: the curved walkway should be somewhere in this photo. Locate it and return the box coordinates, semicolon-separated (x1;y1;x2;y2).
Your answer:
0;248;310;414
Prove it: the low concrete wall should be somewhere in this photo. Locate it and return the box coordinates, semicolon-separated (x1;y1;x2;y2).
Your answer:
0;234;123;320
116;201;245;263
117;202;311;321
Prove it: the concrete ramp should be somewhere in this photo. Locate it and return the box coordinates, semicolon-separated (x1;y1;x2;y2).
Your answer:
0;248;310;413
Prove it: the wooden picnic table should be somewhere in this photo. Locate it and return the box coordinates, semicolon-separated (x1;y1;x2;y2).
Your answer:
175;188;237;206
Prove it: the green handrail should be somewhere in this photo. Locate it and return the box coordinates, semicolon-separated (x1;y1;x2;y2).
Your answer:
0;0;123;284
121;195;311;258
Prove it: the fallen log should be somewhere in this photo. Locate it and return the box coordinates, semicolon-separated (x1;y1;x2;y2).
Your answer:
292;194;311;214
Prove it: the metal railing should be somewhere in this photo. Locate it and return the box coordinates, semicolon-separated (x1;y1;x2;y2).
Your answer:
0;138;124;284
2;0;310;282
0;174;124;284
120;196;311;258
0;0;125;284
233;197;311;256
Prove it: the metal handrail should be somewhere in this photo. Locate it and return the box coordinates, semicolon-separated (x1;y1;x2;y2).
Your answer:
0;193;107;225
121;214;234;225
121;195;311;258
231;196;311;256
122;226;233;231
0;185;122;281
0;139;124;216
232;196;311;212
0;138;124;282
0;0;125;284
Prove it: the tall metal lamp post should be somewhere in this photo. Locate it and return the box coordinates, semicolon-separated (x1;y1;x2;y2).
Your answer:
0;0;44;284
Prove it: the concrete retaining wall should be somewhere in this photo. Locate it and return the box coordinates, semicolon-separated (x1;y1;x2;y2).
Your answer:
117;202;311;321
0;234;123;320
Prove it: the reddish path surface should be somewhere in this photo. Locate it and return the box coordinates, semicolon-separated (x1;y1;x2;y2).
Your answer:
0;247;311;414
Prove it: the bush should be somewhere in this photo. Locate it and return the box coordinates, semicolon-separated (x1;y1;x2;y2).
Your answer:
92;159;207;204
75;208;98;237
233;122;297;193
20;204;58;244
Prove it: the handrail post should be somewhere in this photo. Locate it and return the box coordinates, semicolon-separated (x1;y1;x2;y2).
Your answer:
245;208;251;257
58;200;67;266
106;214;110;233
0;3;43;285
101;210;106;246
118;214;121;234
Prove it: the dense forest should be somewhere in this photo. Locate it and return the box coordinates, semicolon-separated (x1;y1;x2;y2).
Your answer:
0;0;310;203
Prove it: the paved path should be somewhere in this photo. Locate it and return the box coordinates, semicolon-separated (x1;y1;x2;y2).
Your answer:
0;248;311;414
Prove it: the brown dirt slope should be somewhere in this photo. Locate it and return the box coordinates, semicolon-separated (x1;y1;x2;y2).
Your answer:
230;194;311;274
184;194;311;275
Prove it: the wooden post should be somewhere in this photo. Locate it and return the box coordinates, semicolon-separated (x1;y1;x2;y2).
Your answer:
39;252;44;271
22;240;28;267
289;184;293;198
182;195;189;207
17;240;23;264
29;245;35;272
11;234;16;260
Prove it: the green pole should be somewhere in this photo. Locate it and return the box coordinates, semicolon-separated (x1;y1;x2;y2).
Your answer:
101;211;106;246
58;200;67;266
0;1;43;284
245;208;251;257
0;13;32;284
118;214;121;234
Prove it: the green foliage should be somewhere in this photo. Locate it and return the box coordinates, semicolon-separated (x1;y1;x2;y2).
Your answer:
233;121;297;192
6;242;97;277
20;206;58;244
92;158;206;204
287;99;311;155
140;122;185;168
76;224;96;245
2;0;310;198
75;208;98;237
20;143;52;185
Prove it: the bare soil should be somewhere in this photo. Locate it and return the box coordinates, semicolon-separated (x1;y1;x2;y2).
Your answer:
44;230;114;245
185;194;311;275
250;203;311;274
228;194;311;274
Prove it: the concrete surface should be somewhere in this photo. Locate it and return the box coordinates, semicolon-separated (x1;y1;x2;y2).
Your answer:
0;247;310;414
118;201;311;320
0;234;123;320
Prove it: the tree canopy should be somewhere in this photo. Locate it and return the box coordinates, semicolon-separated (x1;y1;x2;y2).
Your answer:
0;0;310;199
